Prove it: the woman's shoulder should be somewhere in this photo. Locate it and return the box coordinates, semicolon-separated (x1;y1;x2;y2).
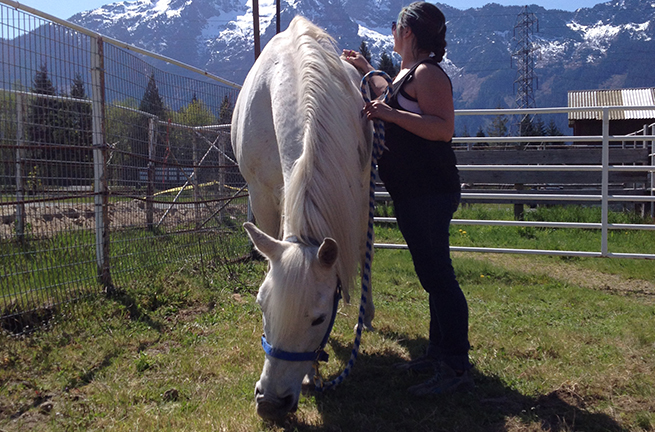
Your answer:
413;61;451;89
414;60;447;78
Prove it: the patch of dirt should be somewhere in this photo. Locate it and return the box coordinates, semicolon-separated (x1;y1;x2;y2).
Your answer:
455;252;655;304
174;303;212;323
0;201;247;240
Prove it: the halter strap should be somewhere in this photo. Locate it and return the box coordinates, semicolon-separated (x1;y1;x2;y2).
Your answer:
261;281;342;363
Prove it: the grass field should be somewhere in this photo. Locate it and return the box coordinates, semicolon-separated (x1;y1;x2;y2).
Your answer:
1;205;654;431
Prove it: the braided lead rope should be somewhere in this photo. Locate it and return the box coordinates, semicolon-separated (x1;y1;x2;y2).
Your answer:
315;70;393;392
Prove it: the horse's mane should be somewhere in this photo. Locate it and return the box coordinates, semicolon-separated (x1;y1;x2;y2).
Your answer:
282;16;370;300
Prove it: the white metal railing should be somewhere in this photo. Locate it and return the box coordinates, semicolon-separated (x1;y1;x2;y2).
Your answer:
375;106;655;260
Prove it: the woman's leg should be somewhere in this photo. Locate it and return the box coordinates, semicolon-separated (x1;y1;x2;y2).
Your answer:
393;193;471;371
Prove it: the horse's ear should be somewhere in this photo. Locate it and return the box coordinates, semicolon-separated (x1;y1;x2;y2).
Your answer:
243;222;284;260
317;238;338;269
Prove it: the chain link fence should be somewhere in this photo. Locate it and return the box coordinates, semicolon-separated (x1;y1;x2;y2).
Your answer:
1;2;249;334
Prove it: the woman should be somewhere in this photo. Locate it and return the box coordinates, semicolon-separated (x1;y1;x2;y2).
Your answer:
343;1;473;396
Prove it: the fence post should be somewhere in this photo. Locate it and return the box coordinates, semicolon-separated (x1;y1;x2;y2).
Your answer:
651;125;654;219
513;183;524;220
14;92;26;243
192;133;200;228
218;132;227;222
91;36;112;288
146;117;156;230
600;108;609;257
638;125;647;216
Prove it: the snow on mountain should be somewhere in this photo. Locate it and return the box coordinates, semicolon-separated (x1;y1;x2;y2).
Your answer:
65;0;655;124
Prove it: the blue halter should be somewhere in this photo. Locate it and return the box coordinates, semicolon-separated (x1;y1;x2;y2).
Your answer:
261;280;342;364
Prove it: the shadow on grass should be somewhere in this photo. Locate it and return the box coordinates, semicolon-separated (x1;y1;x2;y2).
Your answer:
271;332;626;432
105;287;164;333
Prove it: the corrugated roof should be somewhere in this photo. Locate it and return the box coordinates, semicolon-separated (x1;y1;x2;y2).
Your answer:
568;88;655;121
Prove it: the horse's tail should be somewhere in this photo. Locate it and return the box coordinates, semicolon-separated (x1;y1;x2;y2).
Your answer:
283;17;369;300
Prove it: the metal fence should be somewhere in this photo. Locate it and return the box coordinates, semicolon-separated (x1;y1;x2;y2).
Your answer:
1;1;248;334
376;107;655;259
2;1;655;335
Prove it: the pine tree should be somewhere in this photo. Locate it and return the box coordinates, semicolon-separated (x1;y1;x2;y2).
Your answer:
487;107;509;146
546;118;564;145
29;63;60;187
532;116;546;137
128;73;167;182
359;41;372;64
70;73;86;99
475;126;488;147
139;73;166;118
519;116;534;137
518;115;547;147
29;63;58;145
218;95;233;125
377;52;398;79
65;73;93;183
32;63;56;96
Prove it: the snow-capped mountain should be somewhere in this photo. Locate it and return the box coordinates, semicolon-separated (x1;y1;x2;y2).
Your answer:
0;0;621;136
67;0;654;117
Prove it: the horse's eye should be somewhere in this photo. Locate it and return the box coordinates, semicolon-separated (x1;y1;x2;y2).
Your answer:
311;315;326;326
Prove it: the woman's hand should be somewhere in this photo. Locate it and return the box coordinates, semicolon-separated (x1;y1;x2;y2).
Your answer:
363;100;395;122
341;49;372;74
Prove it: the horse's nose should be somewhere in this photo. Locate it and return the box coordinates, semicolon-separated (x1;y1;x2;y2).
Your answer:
255;385;298;420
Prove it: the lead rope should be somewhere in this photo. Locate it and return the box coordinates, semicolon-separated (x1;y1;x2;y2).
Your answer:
315;70;393;392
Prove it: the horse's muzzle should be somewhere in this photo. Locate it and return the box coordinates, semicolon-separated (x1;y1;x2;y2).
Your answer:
255;386;298;420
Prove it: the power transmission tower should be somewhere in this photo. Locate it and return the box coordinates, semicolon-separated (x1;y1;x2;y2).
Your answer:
512;6;538;136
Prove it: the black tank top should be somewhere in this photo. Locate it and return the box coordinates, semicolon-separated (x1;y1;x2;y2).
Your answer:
377;57;460;200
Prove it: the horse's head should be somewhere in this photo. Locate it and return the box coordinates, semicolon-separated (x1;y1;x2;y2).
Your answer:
243;222;341;420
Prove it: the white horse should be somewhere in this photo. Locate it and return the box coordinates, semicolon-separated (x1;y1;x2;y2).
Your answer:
231;16;374;420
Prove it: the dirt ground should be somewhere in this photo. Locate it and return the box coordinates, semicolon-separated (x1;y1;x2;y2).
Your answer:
0;200;245;240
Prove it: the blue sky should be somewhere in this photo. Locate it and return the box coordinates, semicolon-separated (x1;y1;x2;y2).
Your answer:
17;0;608;21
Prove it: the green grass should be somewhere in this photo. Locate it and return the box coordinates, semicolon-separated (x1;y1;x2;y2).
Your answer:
1;205;654;431
377;203;655;281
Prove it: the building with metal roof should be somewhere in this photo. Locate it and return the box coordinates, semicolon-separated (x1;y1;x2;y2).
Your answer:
568;88;655;136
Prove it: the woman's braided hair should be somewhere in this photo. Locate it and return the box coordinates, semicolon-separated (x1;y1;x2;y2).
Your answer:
397;2;447;61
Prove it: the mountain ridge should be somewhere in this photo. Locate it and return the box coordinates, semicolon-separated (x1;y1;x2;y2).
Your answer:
11;0;653;133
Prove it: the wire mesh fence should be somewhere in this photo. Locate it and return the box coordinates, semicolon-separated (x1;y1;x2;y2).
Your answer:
1;3;249;334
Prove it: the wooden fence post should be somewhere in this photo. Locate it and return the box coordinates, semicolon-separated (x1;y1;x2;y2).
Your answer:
91;36;112;288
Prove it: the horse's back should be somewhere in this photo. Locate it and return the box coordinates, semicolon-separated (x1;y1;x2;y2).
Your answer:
232;16;365;179
231;21;302;236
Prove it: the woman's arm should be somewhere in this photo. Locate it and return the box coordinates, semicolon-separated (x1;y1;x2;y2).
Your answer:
363;63;454;142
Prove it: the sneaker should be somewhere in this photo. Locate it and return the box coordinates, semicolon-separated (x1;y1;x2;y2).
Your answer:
407;362;474;396
393;355;440;374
